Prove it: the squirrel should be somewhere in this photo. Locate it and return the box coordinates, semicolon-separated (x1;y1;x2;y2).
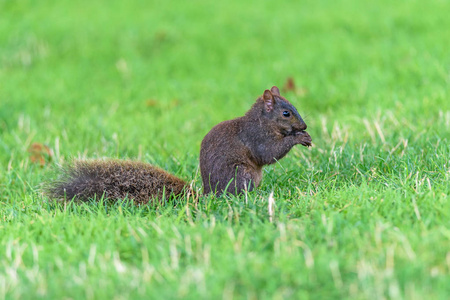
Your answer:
46;86;311;204
200;86;311;194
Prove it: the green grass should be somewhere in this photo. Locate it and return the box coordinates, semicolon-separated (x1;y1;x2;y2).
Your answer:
1;0;449;298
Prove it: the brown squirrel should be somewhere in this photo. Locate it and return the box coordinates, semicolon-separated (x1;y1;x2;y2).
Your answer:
47;86;311;203
200;86;311;194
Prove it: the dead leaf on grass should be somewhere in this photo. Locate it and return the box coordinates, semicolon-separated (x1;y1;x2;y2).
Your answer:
28;142;53;166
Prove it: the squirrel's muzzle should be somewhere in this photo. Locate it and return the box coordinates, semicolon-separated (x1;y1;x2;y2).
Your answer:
299;122;307;131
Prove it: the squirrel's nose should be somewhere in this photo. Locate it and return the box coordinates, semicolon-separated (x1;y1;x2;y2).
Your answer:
299;122;307;131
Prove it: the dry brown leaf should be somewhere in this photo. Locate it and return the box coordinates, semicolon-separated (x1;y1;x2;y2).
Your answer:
28;142;53;166
145;99;158;107
284;77;296;92
283;77;308;97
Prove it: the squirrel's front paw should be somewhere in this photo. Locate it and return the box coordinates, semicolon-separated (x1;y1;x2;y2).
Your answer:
295;131;312;147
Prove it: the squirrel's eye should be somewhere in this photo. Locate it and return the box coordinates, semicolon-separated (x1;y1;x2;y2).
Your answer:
282;111;290;117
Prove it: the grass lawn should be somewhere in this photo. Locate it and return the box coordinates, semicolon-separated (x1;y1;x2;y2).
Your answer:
1;0;449;298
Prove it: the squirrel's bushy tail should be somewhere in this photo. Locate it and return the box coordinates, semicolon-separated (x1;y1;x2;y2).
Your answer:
45;159;189;204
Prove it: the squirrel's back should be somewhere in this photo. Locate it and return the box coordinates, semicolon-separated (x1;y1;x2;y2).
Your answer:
46;159;189;204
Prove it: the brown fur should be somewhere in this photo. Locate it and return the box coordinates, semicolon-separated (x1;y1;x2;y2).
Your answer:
200;86;311;195
46;159;189;204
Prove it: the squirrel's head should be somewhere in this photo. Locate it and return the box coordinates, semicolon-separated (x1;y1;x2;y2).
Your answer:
260;86;308;136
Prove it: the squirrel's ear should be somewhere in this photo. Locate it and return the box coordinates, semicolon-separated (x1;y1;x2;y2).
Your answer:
270;86;280;96
263;89;274;112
